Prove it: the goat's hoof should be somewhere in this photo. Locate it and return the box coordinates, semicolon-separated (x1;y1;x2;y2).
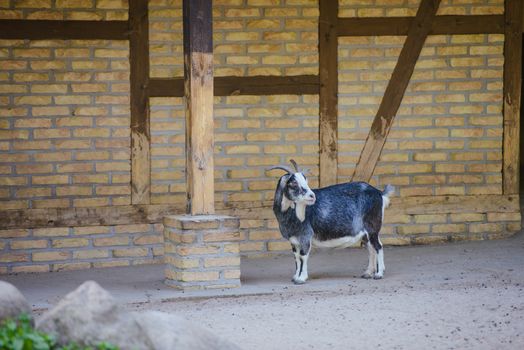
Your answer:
373;274;383;280
361;273;373;279
292;277;307;285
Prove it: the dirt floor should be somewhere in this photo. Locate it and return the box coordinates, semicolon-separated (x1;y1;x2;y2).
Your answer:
5;232;524;349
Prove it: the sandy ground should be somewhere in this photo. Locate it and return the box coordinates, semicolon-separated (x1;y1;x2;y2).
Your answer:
5;232;524;349
135;235;524;350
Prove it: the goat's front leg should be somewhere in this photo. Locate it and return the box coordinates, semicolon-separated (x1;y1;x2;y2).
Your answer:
290;237;311;285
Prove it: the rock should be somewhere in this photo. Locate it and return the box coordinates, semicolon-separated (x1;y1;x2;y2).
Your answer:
134;310;242;350
0;281;32;323
36;281;154;350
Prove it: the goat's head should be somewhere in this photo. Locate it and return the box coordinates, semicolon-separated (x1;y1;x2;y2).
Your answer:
269;159;316;208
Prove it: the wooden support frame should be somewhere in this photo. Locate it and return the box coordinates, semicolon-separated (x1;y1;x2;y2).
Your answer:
337;15;504;37
129;0;151;205
183;0;215;215
0;194;518;230
0;4;519;228
503;0;523;194
352;0;441;182
318;0;339;187
0;19;129;40
148;75;319;97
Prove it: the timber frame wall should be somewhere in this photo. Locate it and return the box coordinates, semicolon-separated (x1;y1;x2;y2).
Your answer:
0;0;522;234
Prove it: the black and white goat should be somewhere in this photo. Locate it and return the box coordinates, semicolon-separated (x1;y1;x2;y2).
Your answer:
270;160;393;284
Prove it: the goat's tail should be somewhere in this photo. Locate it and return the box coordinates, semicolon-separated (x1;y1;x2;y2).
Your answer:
381;184;395;209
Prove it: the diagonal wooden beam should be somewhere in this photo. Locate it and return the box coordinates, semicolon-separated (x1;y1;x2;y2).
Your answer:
319;0;338;187
129;0;151;205
351;0;441;183
503;0;523;194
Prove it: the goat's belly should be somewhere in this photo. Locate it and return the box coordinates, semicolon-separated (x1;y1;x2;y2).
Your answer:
312;235;363;249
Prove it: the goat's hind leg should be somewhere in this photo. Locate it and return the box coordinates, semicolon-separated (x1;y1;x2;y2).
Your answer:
369;234;385;279
362;240;377;279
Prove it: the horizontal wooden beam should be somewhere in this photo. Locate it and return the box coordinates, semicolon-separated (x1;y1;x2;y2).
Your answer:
0;19;129;40
148;75;320;97
338;15;504;36
0;195;518;230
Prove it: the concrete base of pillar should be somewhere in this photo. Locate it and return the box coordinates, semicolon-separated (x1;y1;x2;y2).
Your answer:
163;214;241;290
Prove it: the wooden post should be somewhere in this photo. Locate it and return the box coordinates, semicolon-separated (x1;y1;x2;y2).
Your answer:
503;0;523;194
183;0;215;215
319;0;338;187
129;0;150;205
352;0;441;183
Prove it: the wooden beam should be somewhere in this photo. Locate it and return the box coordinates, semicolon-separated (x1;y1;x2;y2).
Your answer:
0;195;518;230
352;0;441;182
338;15;504;37
183;0;215;215
0;19;129;40
148;75;319;97
318;0;338;187
129;0;151;205
503;0;523;194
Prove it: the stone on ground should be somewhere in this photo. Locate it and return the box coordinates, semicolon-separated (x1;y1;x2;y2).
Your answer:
134;310;241;350
36;280;154;350
0;281;32;323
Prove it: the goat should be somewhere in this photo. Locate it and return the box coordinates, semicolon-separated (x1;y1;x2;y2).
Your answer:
270;160;394;284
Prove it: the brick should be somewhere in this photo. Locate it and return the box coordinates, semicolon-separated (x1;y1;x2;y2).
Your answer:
32;251;69;262
53;262;92;272
10;239;48;250
133;235;163;245
397;225;431;235
12;265;50;273
73;226;111;235
268;241;290;251
33;227;69;237
204;256;240;268
487;212;521;222
176;245;220;256
113;247;149;258
73;249;109;259
414;214;447;224
223;269;241;280
432;224;466;234
52;238;89;248
179;271;219;282
165;256;200;269
94;236;129;246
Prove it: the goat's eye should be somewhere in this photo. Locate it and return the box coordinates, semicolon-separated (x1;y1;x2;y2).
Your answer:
289;182;297;188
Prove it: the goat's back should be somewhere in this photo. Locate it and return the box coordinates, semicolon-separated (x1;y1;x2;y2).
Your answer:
308;182;384;240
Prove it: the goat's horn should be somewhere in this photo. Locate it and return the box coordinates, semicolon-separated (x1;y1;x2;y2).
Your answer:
290;159;300;172
268;165;295;174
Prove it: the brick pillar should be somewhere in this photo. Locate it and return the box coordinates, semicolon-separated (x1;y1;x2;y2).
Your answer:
163;215;241;290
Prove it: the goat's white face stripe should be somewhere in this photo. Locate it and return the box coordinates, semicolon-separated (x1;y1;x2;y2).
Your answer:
294;172;308;189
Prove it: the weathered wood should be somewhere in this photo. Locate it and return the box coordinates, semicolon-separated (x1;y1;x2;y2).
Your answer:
319;0;338;187
337;15;504;37
129;0;151;205
352;0;441;182
0;195;518;229
503;0;523;194
0;19;129;40
183;0;215;215
148;75;319;97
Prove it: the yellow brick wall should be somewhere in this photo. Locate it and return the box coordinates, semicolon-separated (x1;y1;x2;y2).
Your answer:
0;39;131;210
0;0;128;20
0;0;520;274
338;33;504;197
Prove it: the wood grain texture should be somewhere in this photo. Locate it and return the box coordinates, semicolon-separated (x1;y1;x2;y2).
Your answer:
0;19;129;40
148;75;319;97
503;0;523;194
129;0;151;205
338;15;504;37
319;0;338;187
0;195;518;229
184;0;215;215
352;0;441;183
